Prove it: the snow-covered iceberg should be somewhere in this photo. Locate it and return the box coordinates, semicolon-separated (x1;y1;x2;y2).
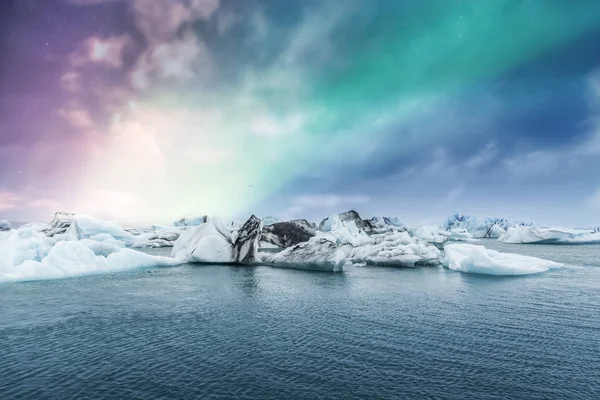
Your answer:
349;231;441;267
0;219;11;231
171;215;262;264
443;243;562;275
498;226;600;244
262;237;346;272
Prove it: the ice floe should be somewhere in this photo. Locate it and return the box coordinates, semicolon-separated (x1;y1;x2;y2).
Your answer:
498;225;600;244
443;243;562;275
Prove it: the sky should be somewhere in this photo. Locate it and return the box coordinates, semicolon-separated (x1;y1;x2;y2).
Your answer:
1;0;600;227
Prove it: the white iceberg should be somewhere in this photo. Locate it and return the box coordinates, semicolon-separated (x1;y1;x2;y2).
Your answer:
171;215;262;264
498;225;600;244
42;211;75;237
368;216;407;233
0;219;11;231
448;228;473;241
317;214;370;246
443;243;562;275
414;225;450;244
262;236;346;272
131;227;182;249
1;240;181;282
173;216;207;228
349;231;441;267
65;215;137;246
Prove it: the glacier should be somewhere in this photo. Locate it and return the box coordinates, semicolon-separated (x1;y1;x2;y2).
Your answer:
443;243;563;275
498;226;600;244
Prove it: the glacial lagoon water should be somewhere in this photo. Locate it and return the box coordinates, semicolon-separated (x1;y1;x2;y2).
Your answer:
1;240;599;399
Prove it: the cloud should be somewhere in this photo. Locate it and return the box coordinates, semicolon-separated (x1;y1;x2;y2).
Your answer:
465;143;496;169
585;189;600;209
71;36;131;68
502;150;560;177
0;192;22;211
286;194;370;217
58;105;95;129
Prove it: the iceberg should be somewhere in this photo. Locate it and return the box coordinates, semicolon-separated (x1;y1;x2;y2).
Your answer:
448;228;473;241
131;227;182;249
319;210;375;234
414;225;450;244
368;216;407;233
317;214;370;246
349;231;441;267
498;226;600;244
173;216;207;228
261;219;316;249
1;240;181;282
65;215;137;246
171;215;262;263
262;216;279;226
0;219;11;231
42;211;75;237
232;215;262;264
262;237;346;272
443;243;562;275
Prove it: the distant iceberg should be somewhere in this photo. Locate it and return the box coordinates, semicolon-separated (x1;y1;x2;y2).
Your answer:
413;225;450;244
349;231;441;267
442;213;533;238
0;219;11;231
498;226;600;244
173;216;207;228
443;243;562;275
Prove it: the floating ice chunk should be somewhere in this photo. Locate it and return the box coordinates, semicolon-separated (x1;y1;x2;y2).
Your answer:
349;231;441;267
0;219;11;231
1;240;181;282
171;216;262;263
414;225;450;244
171;221;233;263
232;215;262;264
498;225;600;244
0;229;54;272
65;215;136;245
262;236;346;272
443;243;562;275
448;228;473;241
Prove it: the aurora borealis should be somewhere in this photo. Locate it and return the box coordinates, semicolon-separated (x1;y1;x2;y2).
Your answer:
1;0;600;226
